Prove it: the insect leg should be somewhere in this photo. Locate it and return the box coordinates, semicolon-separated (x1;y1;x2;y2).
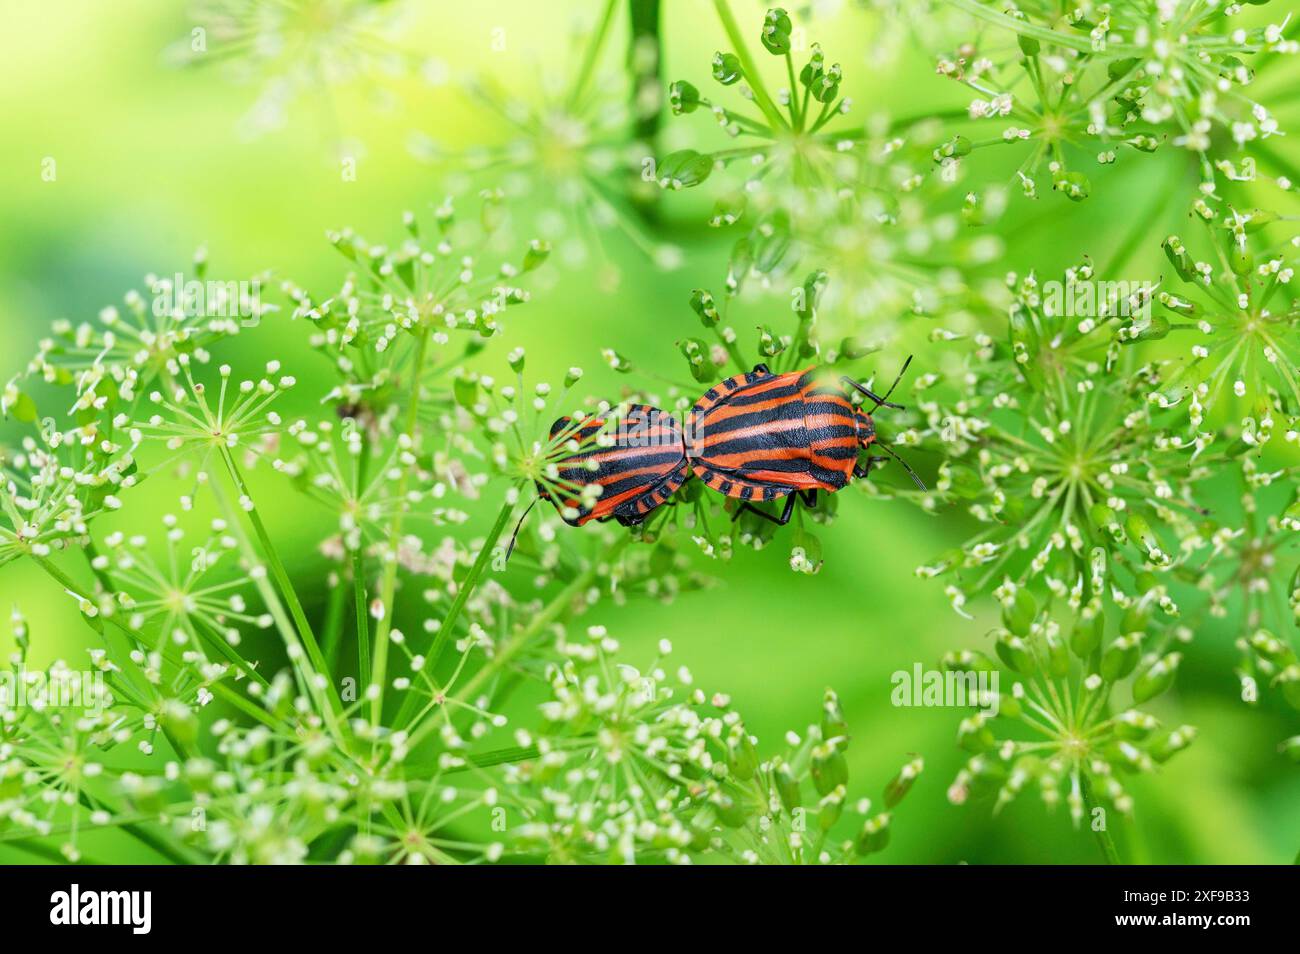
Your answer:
731;492;799;526
853;456;889;479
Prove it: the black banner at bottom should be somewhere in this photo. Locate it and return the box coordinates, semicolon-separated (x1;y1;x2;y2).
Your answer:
6;864;1293;940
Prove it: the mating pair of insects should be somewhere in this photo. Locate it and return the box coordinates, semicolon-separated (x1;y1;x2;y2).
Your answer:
530;358;923;536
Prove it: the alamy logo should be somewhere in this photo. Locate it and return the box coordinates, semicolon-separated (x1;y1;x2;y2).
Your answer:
891;663;999;716
49;884;152;934
1041;278;1155;320
151;272;265;327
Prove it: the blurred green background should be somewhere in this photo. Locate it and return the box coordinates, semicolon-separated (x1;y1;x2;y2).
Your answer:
1;0;1298;863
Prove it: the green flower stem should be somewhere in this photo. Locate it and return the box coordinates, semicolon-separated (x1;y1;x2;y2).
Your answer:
37;555;286;745
428;497;517;666
395;496;518;730
86;797;203;866
211;452;346;738
7;838;102;865
353;546;370;689
712;0;788;131
320;572;348;670
34;554;149;691
569;0;620;109
942;0;1140;57
369;327;434;728
1080;773;1122;864
344;428;376;690
220;448;332;680
784;52;802;129
454;534;630;705
628;0;663;142
715;303;752;373
31;556;202;762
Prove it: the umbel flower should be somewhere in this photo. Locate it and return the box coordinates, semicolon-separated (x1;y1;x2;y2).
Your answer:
272;414;469;559
131;358;295;478
4;251;266;426
504;631;919;864
914;263;1216;618
1144;200;1299;443
1190;460;1300;732
169;0;423;141
662;7;867;204
282;199;548;422
94;515;274;655
937;0;1296;193
659;5;995;348
411;5;678;285
0;422;138;569
944;606;1196;857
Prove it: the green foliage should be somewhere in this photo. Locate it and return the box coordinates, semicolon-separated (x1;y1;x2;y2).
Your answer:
2;0;1299;866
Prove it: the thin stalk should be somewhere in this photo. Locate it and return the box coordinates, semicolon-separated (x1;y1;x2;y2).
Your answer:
370;325;433;726
712;0;788;130
454;535;630;705
219;447;343;722
353;547;370;689
942;0;1140;56
394;497;517;729
208;459;345;739
569;0;620;109
1079;772;1122;864
427;499;517;666
320;571;348;671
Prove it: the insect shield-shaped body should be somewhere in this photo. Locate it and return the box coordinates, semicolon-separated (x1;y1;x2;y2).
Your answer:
684;364;892;525
537;404;689;526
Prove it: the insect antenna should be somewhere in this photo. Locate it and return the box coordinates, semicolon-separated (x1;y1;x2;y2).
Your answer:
874;354;914;410
841;354;914;412
504;498;539;562
873;439;927;492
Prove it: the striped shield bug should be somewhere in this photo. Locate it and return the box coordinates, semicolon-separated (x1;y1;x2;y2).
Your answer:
684;356;924;526
513;358;921;554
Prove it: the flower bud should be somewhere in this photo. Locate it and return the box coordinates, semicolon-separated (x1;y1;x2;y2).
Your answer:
994;630;1036;674
819;785;845;830
1001;588;1037;637
678;338;714;383
959;713;994;752
760;8;793;55
668;80;702;115
522;239;550;272
655;149;714;190
774;761;802;813
728;728;759;781
821;688;848;743
1132;652;1181;703
711;51;743;85
1149;724;1196;763
884;756;923;807
689;288;720;327
811;739;849;795
1101;633;1142;682
854;813;891;855
1071;611;1104;659
932;136;972;164
710;790;748;828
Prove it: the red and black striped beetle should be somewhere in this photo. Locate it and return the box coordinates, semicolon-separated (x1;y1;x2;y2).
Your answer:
532;357;921;532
